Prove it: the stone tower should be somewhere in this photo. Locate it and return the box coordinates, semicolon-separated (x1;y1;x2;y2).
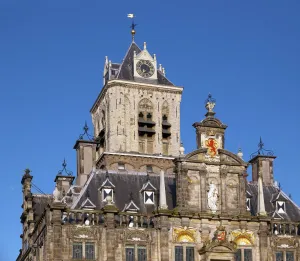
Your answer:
90;41;183;158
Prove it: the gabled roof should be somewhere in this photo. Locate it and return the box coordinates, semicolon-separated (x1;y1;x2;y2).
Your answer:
100;176;115;189
140;179;157;192
80;197;96;209
122;199;140;212
271;191;287;202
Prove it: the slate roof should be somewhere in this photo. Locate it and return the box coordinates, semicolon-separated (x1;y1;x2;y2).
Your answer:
115;42;174;86
247;183;300;221
74;171;176;214
71;171;300;221
32;194;52;221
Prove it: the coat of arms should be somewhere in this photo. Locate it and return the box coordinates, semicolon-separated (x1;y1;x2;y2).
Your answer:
213;226;227;242
205;138;218;157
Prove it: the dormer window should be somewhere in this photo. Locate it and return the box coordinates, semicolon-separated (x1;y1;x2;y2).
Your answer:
99;172;115;202
140;175;157;205
276;201;286;213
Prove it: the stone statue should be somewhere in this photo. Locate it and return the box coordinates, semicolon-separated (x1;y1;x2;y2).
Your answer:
53;185;61;203
207;183;218;213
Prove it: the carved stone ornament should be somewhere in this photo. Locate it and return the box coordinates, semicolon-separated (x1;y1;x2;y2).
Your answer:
199;225;237;256
272;235;297;249
69;225;98;239
207;183;219;213
230;229;255;246
125;230;149;242
173;226;196;243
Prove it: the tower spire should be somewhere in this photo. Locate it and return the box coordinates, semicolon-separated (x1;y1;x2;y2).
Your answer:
127;14;137;41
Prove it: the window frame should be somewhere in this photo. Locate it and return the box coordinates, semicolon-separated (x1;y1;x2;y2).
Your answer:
72;241;96;260
125;244;147;261
173;244;195;261
235;246;253;261
275;250;295;261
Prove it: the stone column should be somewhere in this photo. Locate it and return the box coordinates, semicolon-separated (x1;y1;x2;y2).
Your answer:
102;202;119;261
238;171;247;215
220;165;227;214
50;202;65;261
156;212;170;261
258;221;269;261
199;169;207;213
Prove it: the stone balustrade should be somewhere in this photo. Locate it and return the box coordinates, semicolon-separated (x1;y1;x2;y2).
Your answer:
271;222;300;236
61;209;155;228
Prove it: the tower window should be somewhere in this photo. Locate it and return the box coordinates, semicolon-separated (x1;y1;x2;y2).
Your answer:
146;165;153;173
139;112;144;119
118;163;125;170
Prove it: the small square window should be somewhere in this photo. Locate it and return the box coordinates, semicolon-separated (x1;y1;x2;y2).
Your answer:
118;163;125;170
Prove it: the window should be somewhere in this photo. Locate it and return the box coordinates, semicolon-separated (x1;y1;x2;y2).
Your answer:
276;201;286;213
276;251;295;261
102;188;113;202
174;246;194;261
118;163;125;170
73;242;83;259
73;242;95;260
235;248;252;261
85;242;95;260
146;165;153;173
144;191;154;204
126;245;147;261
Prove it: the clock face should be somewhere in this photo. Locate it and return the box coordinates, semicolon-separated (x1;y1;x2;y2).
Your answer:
136;60;155;78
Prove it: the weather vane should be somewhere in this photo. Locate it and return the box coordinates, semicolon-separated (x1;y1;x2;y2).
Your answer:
127;14;137;41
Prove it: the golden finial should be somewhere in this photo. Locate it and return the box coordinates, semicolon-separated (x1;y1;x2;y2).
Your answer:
127;14;137;41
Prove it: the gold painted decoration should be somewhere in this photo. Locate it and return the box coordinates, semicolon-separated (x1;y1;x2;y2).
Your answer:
173;227;196;243
205;138;218;157
230;229;255;246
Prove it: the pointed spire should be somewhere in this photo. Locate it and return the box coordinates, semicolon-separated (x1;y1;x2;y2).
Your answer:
257;172;267;216
159;170;168;209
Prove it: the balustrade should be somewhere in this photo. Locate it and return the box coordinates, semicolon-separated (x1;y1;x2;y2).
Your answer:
271;222;300;236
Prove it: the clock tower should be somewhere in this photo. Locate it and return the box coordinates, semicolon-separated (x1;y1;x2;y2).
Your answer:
90;39;183;161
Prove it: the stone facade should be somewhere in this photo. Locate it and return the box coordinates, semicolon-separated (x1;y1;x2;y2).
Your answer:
17;40;300;261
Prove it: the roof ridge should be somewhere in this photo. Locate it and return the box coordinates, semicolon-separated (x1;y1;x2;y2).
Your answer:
116;42;141;79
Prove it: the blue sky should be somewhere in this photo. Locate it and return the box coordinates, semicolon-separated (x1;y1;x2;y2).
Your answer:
1;0;300;259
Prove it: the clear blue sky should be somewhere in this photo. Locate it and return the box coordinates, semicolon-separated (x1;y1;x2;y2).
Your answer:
1;1;300;259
